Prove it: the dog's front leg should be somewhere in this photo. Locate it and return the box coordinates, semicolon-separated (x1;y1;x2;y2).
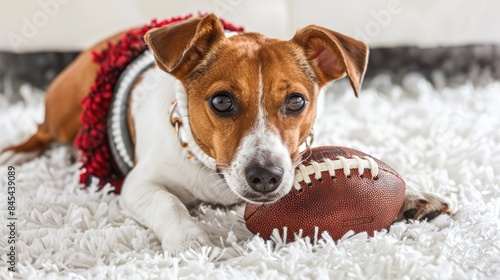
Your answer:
119;164;211;255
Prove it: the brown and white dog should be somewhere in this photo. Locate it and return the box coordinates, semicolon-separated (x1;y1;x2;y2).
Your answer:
0;14;452;255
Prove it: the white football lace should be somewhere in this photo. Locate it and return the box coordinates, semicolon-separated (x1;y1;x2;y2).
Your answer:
294;156;379;190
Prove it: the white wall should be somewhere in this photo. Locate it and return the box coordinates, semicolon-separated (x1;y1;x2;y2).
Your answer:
290;0;498;48
0;0;497;52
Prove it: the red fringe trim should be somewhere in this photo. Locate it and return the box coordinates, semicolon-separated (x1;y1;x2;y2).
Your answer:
74;15;243;193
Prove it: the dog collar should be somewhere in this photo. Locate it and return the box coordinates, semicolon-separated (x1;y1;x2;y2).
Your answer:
109;50;156;176
170;81;217;170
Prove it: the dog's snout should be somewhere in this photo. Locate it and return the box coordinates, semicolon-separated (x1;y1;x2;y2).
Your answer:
245;165;284;194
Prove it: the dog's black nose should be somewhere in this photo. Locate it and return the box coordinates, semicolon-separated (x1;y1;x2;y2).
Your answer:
246;165;283;194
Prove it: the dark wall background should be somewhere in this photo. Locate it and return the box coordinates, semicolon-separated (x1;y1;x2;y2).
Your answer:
0;52;78;95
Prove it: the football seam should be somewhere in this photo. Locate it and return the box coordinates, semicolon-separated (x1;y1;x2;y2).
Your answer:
293;156;379;190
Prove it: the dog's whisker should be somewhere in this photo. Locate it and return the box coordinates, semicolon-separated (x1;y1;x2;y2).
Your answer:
192;159;233;205
193;157;223;187
214;186;233;205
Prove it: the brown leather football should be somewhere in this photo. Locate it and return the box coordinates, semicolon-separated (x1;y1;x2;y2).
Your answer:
244;146;406;241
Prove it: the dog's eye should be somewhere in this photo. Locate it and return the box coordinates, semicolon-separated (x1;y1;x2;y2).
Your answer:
284;94;306;114
210;92;234;115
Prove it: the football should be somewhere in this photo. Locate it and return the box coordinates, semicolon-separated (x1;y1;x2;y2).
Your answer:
244;146;406;241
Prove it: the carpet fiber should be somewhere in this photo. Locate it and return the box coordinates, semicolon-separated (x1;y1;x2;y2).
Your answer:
1;71;499;279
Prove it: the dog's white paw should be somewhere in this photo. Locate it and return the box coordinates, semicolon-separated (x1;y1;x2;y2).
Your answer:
162;225;212;256
396;190;453;222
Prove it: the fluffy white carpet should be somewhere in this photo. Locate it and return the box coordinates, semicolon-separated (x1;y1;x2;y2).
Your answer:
1;71;499;279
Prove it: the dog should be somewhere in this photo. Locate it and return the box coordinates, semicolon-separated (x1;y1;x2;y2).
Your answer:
0;14;452;255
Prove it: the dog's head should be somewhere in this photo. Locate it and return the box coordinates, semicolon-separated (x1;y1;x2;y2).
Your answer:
145;14;368;203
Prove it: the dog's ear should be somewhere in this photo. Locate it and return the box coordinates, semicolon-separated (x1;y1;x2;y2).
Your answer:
292;25;369;96
144;14;225;77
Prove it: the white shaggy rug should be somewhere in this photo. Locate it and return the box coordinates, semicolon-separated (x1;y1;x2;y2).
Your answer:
1;71;499;279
